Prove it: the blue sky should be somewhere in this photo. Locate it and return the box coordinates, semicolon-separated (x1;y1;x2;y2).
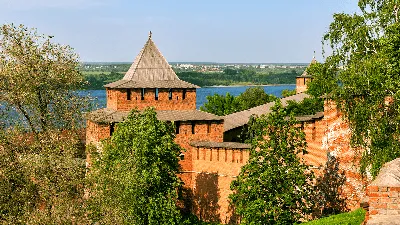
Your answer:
0;0;359;63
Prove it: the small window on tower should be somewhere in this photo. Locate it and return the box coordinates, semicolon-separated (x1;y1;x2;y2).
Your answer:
191;122;195;134
141;88;145;100
207;122;211;134
110;123;115;136
182;89;187;100
175;121;180;134
155;88;159;100
127;89;131;100
168;88;173;100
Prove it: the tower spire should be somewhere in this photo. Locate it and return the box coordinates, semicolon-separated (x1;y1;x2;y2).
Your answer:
149;31;152;39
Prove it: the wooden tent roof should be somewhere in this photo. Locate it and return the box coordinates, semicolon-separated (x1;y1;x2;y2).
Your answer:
105;32;199;89
297;56;317;78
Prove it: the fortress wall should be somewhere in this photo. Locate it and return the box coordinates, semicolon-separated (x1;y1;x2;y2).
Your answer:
189;146;249;224
106;88;196;111
323;101;368;210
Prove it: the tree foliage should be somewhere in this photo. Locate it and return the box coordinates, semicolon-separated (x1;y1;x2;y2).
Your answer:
284;97;324;116
0;24;90;137
200;87;277;116
230;101;314;224
310;0;400;176
0;130;87;224
87;108;182;224
281;89;296;97
0;24;89;224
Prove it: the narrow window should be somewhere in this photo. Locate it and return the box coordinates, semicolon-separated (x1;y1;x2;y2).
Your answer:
175;121;180;134
127;89;131;100
110;123;115;136
312;125;316;141
217;149;219;161
168;88;173;100
182;89;187;100
191;122;195;134
210;149;213;161
141;88;145;100
207;122;211;134
197;148;200;160
155;88;159;100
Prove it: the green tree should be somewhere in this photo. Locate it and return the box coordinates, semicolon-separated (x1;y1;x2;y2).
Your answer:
311;0;400;176
230;101;314;224
236;87;277;111
0;24;89;137
281;89;296;97
284;97;324;116
0;24;89;224
87;108;182;224
200;93;240;116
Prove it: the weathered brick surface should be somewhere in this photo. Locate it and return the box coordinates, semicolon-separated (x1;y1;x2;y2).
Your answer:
86;120;110;146
106;88;196;111
367;186;400;219
323;101;369;210
301;119;327;168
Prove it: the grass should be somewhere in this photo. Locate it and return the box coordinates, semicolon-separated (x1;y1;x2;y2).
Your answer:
299;208;365;225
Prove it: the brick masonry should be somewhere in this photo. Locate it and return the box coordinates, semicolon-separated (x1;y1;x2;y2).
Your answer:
106;88;196;111
323;101;369;210
296;76;312;94
86;84;372;224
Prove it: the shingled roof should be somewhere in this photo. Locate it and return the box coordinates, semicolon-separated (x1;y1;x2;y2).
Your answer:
297;55;317;78
223;92;309;132
86;108;222;124
105;32;199;89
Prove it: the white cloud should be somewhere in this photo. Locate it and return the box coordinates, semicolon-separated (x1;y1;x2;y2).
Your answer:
0;0;110;10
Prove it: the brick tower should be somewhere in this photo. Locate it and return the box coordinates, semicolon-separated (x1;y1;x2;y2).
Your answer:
296;55;316;94
85;32;224;189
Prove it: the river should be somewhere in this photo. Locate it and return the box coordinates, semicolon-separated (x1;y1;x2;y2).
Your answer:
84;85;296;110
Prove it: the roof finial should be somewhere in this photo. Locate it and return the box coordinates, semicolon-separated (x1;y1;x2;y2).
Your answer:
313;50;316;59
149;31;152;39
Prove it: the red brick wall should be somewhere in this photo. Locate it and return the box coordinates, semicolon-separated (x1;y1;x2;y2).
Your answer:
296;77;312;94
106;88;196;111
301;119;327;168
175;121;224;188
323;101;369;210
189;146;249;224
86;120;111;146
367;186;400;218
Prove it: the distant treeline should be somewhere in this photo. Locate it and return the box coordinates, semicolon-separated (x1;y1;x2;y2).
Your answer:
82;68;302;89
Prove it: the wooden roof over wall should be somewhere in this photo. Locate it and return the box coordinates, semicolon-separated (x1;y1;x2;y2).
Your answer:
86;108;222;124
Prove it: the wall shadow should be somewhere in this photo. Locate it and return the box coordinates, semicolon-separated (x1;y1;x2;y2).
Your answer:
193;172;220;223
312;155;347;218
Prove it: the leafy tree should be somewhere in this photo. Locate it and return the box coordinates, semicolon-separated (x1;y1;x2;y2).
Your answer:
87;108;182;224
284;97;324;116
200;93;240;116
0;24;90;224
281;89;296;97
310;0;400;176
200;87;277;116
0;24;90;138
230;101;314;224
0;129;88;224
236;87;277;111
